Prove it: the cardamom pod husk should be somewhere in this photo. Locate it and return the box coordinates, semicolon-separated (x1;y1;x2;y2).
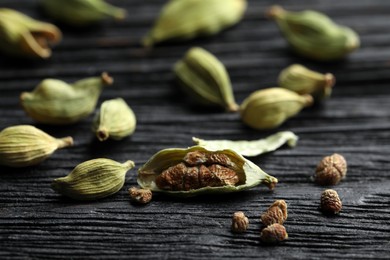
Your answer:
240;88;313;130
174;47;239;112
20;72;113;125
137;146;277;197
142;0;247;47
278;64;335;100
267;5;359;61
41;0;126;27
0;125;73;167
52;158;135;200
92;98;136;141
0;8;61;58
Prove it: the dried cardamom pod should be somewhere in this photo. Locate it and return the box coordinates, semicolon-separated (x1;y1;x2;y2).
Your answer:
41;0;126;27
193;131;298;157
20;72;113;125
279;64;335;100
137;146;278;197
142;0;247;47
267;6;359;61
240;88;313;130
0;8;61;58
174;47;239;112
92;98;136;141
52;158;135;200
0;125;73;167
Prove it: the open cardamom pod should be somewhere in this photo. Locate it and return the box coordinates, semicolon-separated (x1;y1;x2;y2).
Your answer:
240;88;313;130
279;64;335;100
0;8;61;59
174;47;239;112
137;146;277;197
52;158;135;200
142;0;247;47
0;125;73;167
92;98;136;141
267;5;359;61
41;0;126;27
20;72;113;125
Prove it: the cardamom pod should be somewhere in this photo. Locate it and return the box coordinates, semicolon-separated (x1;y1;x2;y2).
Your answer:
137;146;278;197
0;125;73;167
92;98;136;141
41;0;126;27
142;0;247;47
20;72;113;125
240;88;313;130
0;8;61;58
279;64;335;100
52;158;135;200
267;5;359;61
174;47;239;112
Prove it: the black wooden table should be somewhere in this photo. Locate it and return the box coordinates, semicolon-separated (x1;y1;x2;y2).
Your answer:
1;0;389;259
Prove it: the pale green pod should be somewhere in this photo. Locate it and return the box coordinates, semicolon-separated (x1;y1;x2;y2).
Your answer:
137;146;278;197
0;125;73;167
174;47;239;112
41;0;126;27
193;131;298;157
52;158;135;200
142;0;247;47
267;6;359;61
20;72;113;125
240;88;313;130
92;98;137;141
278;64;335;100
0;8;61;58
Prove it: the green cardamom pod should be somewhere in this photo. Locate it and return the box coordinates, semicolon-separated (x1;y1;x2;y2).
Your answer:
0;8;61;59
92;98;136;141
137;146;277;197
279;64;335;100
0;125;73;167
41;0;126;27
20;72;113;125
267;5;359;61
174;47;239;112
240;88;313;130
142;0;247;47
52;158;135;200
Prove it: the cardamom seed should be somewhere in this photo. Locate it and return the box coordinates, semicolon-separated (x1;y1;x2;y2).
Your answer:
51;158;135;200
129;187;152;204
0;125;73;167
92;98;136;141
0;8;61;58
20;72;113;125
260;223;288;244
41;0;126;27
137;146;278;197
267;5;359;61
261;200;288;226
240;88;313;130
174;47;239;112
279;64;335;100
142;0;247;47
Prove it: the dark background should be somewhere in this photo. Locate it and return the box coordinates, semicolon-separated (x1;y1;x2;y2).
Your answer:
0;0;389;259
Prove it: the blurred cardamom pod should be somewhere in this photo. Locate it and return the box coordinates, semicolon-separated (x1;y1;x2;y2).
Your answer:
0;8;61;59
142;0;247;47
279;64;335;100
240;88;313;130
52;158;135;200
92;98;136;141
267;5;359;61
41;0;126;27
20;72;113;125
174;47;239;112
0;125;73;167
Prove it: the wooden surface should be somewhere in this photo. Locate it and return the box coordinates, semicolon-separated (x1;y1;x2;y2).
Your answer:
1;0;390;259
